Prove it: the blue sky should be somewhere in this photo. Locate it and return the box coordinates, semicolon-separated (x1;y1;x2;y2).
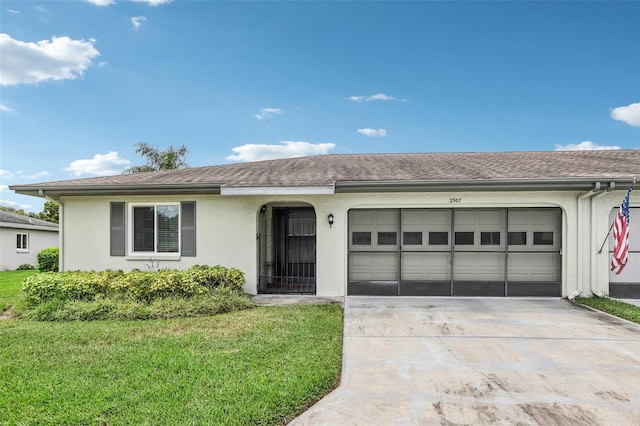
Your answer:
1;0;639;212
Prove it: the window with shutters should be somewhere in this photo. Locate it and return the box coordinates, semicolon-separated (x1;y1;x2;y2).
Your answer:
129;203;180;255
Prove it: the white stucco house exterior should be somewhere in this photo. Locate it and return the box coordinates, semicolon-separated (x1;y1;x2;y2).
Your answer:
0;210;59;271
10;150;640;298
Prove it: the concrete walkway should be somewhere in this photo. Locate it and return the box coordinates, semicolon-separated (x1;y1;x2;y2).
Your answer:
290;297;640;425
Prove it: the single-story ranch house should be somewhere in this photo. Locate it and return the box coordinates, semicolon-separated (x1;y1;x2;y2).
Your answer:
0;210;59;271
10;150;640;298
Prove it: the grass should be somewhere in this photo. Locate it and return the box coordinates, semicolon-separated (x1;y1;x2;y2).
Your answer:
0;270;38;313
0;271;344;425
576;296;640;325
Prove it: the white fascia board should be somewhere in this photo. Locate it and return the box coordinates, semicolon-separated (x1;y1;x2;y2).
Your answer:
0;222;59;232
221;185;335;196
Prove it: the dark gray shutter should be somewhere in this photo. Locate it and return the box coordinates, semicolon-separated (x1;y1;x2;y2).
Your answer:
110;202;126;256
181;201;196;256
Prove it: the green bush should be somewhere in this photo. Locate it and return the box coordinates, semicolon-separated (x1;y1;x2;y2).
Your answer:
16;264;35;270
37;247;59;272
17;287;254;321
186;265;246;291
22;265;246;304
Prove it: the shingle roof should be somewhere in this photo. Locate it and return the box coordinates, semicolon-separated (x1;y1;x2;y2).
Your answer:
10;150;640;195
0;210;59;228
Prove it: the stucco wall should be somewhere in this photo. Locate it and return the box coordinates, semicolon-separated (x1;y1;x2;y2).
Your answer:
60;195;260;292
58;188;637;297
592;189;639;294
0;226;59;271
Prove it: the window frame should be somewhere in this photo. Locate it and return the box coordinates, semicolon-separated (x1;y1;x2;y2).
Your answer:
16;233;29;251
128;203;181;257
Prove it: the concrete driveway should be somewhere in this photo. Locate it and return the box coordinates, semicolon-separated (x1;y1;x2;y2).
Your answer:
290;297;640;425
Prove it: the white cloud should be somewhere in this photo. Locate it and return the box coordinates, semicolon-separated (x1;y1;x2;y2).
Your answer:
34;5;47;13
88;0;172;5
0;33;100;86
227;141;336;162
0;103;16;113
64;152;131;176
0;200;18;208
0;199;32;210
7;9;19;14
24;171;50;180
131;16;147;29
255;107;283;120
86;0;115;5
348;93;406;103
357;128;387;137
0;185;8;192
554;141;621;151
0;169;13;179
132;0;173;5
611;102;640;126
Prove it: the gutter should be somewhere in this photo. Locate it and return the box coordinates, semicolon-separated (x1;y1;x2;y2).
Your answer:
335;178;634;193
11;183;223;199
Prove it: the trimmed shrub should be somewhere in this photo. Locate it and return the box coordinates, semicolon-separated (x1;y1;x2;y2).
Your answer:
16;264;35;270
17;292;254;321
186;265;246;291
22;265;246;304
37;247;59;272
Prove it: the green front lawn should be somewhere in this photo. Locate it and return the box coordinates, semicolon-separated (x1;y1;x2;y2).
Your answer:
576;296;640;325
0;271;344;425
0;270;38;313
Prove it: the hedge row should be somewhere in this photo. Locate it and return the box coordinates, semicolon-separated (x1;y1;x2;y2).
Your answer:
22;265;245;304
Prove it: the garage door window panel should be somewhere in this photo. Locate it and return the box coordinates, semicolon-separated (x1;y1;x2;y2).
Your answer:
455;232;474;245
352;232;371;246
481;232;501;245
508;232;527;246
533;232;554;246
378;232;397;245
403;232;422;245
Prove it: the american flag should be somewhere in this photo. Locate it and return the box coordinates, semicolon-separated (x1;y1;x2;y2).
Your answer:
611;184;633;274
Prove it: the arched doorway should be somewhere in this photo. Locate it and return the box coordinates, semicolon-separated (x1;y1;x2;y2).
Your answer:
257;203;316;294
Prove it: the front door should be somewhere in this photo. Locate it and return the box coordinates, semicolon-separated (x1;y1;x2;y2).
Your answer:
259;207;316;294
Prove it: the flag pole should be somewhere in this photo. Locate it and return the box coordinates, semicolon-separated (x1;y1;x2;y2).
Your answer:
598;177;637;254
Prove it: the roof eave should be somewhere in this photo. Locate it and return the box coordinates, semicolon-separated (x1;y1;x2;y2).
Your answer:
334;178;629;192
0;222;59;231
9;183;223;200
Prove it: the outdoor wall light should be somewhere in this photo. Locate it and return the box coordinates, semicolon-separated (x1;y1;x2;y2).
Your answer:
328;213;334;228
260;205;267;214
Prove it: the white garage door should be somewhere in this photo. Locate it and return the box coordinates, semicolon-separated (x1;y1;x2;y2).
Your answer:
609;207;639;298
348;208;562;297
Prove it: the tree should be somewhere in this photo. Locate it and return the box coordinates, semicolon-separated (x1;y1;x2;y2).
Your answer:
0;201;59;224
38;201;59;224
122;142;189;174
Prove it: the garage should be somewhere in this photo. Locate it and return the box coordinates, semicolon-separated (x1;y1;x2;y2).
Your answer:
348;208;562;297
609;207;639;298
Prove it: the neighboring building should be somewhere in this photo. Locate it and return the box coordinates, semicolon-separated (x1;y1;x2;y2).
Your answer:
10;150;640;297
0;210;59;271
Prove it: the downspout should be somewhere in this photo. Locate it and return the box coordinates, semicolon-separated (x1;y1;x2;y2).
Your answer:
39;190;63;272
589;182;616;296
572;182;603;300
